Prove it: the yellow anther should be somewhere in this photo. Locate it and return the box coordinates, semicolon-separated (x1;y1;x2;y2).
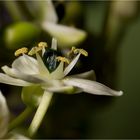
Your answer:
74;48;88;56
56;56;70;64
15;47;28;57
28;47;41;56
38;42;47;49
28;42;47;56
68;46;88;57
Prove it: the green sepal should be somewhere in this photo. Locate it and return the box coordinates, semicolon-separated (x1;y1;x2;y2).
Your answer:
21;85;43;108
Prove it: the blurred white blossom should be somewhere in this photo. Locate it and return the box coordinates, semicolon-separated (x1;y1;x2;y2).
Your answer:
0;91;30;139
0;90;9;138
40;0;87;47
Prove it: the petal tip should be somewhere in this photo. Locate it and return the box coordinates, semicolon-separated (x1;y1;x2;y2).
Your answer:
114;90;123;96
51;38;57;50
118;90;123;96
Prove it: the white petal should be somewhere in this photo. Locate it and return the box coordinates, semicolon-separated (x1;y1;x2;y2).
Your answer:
70;70;96;80
36;53;50;76
41;0;58;23
24;0;57;24
64;53;81;76
50;62;64;79
0;73;32;86
47;85;75;94
2;66;17;77
23;54;39;73
63;78;123;96
0;91;9;138
51;38;57;50
2;66;48;84
41;22;87;47
12;54;39;74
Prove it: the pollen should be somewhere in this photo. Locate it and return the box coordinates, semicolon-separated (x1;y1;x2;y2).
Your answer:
56;56;70;64
28;47;40;55
68;46;88;57
38;42;47;49
28;42;48;56
74;48;88;56
15;47;28;56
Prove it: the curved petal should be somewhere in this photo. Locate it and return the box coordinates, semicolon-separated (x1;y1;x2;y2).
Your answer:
2;66;17;77
64;53;81;76
12;54;39;74
41;0;58;23
70;70;96;80
25;0;57;24
50;62;64;79
0;91;9;138
0;73;32;86
41;22;87;47
23;54;39;73
63;78;123;96
36;53;50;76
2;66;49;84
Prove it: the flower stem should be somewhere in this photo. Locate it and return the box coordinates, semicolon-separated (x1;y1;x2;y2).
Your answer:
8;107;33;131
28;91;53;137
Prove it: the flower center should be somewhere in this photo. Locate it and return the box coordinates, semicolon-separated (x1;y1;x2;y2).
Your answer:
42;48;61;73
14;39;88;74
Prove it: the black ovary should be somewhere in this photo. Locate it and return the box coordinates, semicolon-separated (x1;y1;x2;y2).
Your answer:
42;49;60;73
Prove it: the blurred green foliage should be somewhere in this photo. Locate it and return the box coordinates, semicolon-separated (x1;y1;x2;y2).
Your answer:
0;1;140;139
4;22;41;49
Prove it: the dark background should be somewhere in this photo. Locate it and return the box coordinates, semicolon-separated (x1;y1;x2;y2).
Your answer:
0;1;140;139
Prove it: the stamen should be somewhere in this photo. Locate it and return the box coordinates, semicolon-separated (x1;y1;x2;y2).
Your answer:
56;56;70;64
28;42;48;56
68;46;88;57
28;47;39;56
15;47;28;56
74;48;88;56
67;46;76;56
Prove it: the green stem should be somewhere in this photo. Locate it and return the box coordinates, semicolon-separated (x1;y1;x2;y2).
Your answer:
8;107;33;131
28;91;53;137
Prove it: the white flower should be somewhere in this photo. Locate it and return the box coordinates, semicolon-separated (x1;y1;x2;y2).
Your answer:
0;38;123;98
0;90;30;139
0;90;9;138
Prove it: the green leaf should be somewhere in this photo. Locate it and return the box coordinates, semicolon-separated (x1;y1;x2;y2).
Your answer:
21;85;43;108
